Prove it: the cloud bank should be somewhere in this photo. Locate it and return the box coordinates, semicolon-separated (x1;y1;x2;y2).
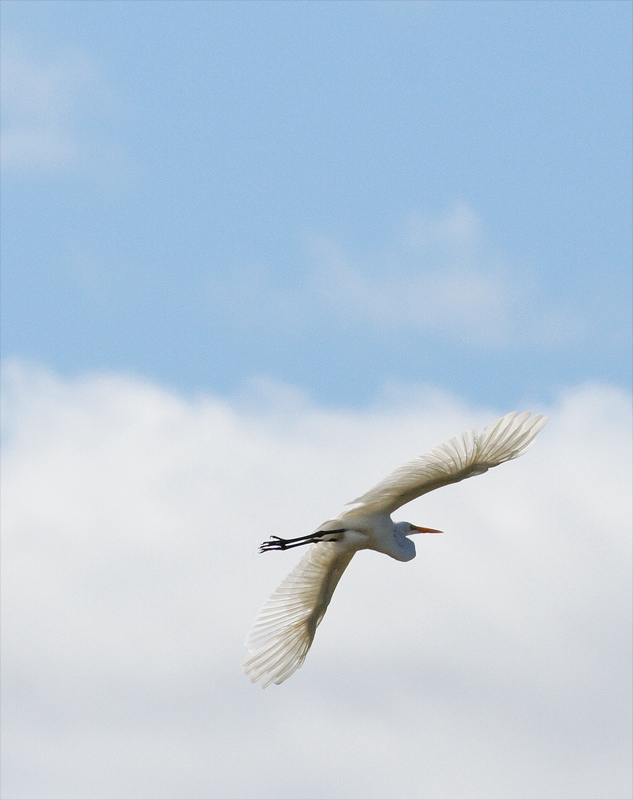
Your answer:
2;361;631;799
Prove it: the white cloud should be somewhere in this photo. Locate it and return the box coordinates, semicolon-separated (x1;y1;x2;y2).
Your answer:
0;39;105;174
1;361;631;799
306;203;519;345
206;203;580;350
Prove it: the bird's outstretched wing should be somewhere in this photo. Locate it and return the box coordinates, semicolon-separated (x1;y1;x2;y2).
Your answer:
344;411;548;517
243;542;354;687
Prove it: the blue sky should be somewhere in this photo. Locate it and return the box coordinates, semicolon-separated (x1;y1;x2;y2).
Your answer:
2;4;632;800
2;0;631;408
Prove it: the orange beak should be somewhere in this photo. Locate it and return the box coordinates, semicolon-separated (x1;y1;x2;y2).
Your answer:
411;525;443;534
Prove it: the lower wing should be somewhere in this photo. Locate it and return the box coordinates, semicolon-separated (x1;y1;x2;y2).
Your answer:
243;542;354;687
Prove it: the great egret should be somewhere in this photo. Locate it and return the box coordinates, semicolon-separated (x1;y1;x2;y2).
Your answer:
243;411;547;687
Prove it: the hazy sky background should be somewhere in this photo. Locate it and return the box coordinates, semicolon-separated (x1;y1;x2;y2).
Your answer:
1;2;631;799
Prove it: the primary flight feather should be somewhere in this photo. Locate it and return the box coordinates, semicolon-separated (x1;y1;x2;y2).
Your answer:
243;411;547;687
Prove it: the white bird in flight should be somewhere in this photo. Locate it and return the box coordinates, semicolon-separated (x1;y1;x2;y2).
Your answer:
243;410;547;687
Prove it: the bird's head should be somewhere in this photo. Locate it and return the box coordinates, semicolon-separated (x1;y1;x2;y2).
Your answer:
388;521;443;562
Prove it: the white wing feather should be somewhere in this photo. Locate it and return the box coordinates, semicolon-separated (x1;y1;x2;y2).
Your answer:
243;543;354;687
344;411;548;516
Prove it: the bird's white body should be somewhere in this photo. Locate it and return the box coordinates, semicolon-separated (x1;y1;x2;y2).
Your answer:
243;411;547;687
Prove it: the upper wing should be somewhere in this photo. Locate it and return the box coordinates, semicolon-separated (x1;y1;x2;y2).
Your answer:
344;411;548;517
243;542;354;687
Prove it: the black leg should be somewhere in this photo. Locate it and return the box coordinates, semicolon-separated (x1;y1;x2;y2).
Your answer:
259;529;346;553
